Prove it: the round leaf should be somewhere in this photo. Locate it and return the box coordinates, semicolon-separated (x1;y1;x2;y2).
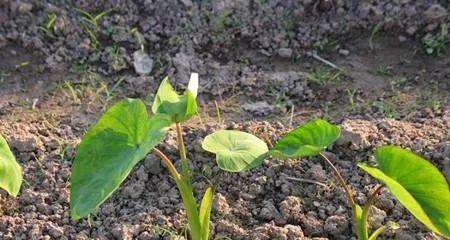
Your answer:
202;130;268;172
271;119;340;158
358;146;450;237
70;99;171;220
0;134;22;197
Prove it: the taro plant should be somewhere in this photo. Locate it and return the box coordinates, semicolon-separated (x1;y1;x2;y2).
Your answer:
0;134;22;197
268;119;450;239
69;72;450;239
70;73;269;240
206;119;450;238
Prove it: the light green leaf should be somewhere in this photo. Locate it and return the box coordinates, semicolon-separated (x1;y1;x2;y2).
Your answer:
70;99;171;220
176;179;202;240
271;119;341;158
353;204;364;239
0;134;22;197
199;187;214;240
202;130;268;172
151;76;198;123
358;146;450;237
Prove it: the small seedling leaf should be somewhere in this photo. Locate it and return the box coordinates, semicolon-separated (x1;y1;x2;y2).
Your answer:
199;187;214;240
70;99;171;220
0;134;22;197
358;146;450;237
271;119;340;158
202;130;268;172
152;76;198;123
353;204;364;239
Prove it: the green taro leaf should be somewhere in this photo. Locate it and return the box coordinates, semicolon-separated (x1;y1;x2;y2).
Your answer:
70;99;171;220
152;74;198;123
271;119;341;158
0;134;22;197
202;130;269;172
358;146;450;237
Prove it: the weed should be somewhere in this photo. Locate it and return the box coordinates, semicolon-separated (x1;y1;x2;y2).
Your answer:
372;100;395;118
322;101;332;120
76;8;113;32
131;28;145;51
16;61;30;68
346;89;364;113
56;139;71;162
389;76;408;91
237;55;251;66
375;64;393;77
269;89;292;112
0;71;10;83
105;46;127;71
211;10;240;43
214;100;223;128
75;8;113;49
154;225;185;239
369;22;382;51
307;68;342;85
213;11;232;35
422;23;448;55
37;13;58;38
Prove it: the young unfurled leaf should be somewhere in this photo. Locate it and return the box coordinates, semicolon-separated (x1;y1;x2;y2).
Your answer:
358;146;450;237
271;119;340;158
202;130;268;172
199;187;214;240
70;99;171;220
187;73;199;98
0;134;22;197
354;204;364;240
152;74;198;123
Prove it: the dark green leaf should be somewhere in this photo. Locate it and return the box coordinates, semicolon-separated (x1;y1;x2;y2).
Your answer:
271;119;340;158
70;99;171;220
0;134;22;197
358;146;450;237
202;130;268;172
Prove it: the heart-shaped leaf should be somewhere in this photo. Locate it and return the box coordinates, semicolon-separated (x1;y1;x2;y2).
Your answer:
0;134;22;197
271;119;341;158
358;146;450;237
202;130;268;172
152;74;198;123
70;99;171;220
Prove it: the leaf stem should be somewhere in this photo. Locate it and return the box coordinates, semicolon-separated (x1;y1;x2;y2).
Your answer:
214;100;223;129
319;152;356;207
175;122;191;183
361;184;384;239
153;148;181;181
